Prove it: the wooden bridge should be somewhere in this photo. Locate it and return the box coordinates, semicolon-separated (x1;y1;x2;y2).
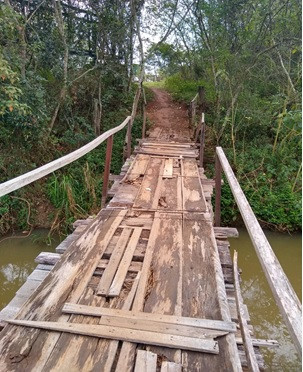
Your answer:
0;87;301;371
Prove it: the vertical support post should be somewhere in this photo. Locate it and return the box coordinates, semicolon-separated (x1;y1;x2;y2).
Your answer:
101;134;114;208
215;151;222;227
142;102;146;139
189;101;192;127
199;113;205;168
198;86;205;109
127;117;132;159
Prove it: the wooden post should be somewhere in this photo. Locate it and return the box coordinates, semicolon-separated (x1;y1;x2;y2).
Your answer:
127;117;132;159
198;86;205;108
215;153;222;227
101;134;113;208
142;87;147;139
199;113;205;168
142;102;146;139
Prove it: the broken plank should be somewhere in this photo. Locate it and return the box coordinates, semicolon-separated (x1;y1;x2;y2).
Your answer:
97;228;132;296
161;361;182;372
102;272;141;372
108;228;142;296
134;350;157;372
214;227;239;238
236;338;279;348
125;154;150;182
8;319;220;354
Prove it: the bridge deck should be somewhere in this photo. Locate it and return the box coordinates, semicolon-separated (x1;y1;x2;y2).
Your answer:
0;125;264;371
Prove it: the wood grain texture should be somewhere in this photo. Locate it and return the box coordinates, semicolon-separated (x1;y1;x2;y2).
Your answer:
0;209;127;370
115;213;162;372
182;216;242;371
181;159;207;212
108;227;142;296
8;320;220;353
97;228;132;296
133;157;165;209
62;304;236;332
134;350;157;372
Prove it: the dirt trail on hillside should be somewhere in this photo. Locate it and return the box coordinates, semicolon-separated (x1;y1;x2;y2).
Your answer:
146;88;190;135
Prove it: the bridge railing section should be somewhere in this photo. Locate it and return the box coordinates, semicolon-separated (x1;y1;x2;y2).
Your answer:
0;84;145;207
215;146;302;355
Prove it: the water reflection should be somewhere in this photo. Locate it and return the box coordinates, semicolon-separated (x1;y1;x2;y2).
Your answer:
230;228;302;371
0;230;61;309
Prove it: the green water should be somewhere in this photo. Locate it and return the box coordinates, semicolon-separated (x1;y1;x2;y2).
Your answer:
0;228;301;370
230;228;302;371
0;230;61;309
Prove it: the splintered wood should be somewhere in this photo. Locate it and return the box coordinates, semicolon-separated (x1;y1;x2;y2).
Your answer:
0;138;257;371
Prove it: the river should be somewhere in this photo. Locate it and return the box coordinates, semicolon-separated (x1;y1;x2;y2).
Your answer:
0;228;301;370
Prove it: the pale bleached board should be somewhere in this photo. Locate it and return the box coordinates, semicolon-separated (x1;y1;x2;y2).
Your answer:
8;320;219;354
97;228;132;296
134;350;157;372
0;209;127;371
62;304;236;332
163;158;173;178
161;361;182;372
108;228;142;296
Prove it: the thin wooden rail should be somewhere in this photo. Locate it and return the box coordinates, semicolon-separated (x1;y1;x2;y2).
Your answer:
215;146;302;355
0;116;131;198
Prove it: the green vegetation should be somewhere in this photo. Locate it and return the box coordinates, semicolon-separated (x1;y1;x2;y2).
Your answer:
0;1;145;235
145;0;301;232
0;0;301;234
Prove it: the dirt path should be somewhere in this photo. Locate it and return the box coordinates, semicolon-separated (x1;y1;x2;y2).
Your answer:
146;88;190;137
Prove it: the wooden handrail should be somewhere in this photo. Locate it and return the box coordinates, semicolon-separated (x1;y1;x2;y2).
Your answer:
0;116;132;198
215;146;302;355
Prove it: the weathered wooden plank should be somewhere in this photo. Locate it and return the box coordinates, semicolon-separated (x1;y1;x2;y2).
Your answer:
0;209;127;370
158;176;180;211
97;228;132;296
235;338;279;348
181;159;207;212
133;158;165;209
35;252;61;265
233;251;259;371
182;216;242;372
163;158;174;178
62;304;236;333
8;319;220;354
143;211;182;362
0;117;131;197
134;350;157;372
216;146;302;354
100;272;142;372
214;227;239;238
125;154;150;182
115;213;162;371
108;228;142;296
160;361;182;372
